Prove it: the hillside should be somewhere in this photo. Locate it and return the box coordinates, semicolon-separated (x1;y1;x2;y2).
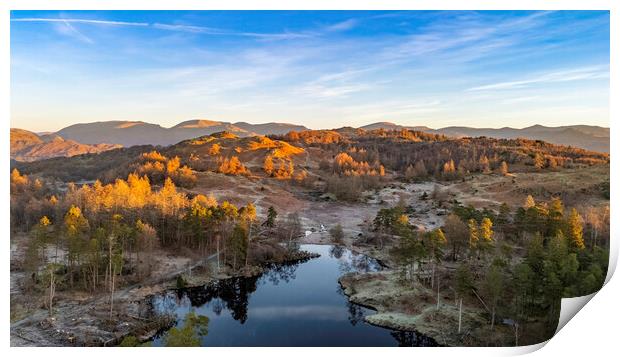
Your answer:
14;128;609;187
56;120;308;147
10;128;122;162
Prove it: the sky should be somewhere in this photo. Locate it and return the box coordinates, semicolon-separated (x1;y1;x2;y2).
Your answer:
10;10;610;132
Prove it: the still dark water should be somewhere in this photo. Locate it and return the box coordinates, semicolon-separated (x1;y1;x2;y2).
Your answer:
151;244;437;347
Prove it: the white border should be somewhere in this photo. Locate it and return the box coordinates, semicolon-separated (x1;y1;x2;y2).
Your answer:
2;1;616;356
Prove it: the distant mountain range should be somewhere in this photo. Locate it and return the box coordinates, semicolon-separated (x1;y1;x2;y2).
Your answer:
10;128;122;162
55;120;308;147
359;122;609;153
10;119;609;162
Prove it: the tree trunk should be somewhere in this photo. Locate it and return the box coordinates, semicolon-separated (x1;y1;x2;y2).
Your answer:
48;271;55;316
54;240;59;264
436;275;440;310
491;306;496;329
458;298;463;333
216;236;221;272
109;236;114;320
514;322;519;346
245;223;252;268
109;265;115;320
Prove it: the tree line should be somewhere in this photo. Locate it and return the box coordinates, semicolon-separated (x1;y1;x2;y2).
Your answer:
369;193;609;345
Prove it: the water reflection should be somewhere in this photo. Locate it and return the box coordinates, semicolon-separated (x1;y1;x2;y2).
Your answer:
391;331;439;347
152;244;437;347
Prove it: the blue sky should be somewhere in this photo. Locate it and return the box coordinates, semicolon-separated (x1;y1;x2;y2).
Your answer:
10;10;609;132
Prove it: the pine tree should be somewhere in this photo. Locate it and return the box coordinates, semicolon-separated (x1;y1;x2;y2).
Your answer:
329;224;344;243
64;205;90;288
483;264;504;329
208;143;220;156
480;217;494;243
426;229;447;288
263;155;274;176
264;206;277;228
478;217;494;257
567;208;585;250
523;195;535;209
533;153;545;169
548;197;564;235
164;311;209;347
24;216;51;286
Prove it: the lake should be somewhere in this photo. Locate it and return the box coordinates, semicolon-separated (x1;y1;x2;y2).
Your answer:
150;244;437;347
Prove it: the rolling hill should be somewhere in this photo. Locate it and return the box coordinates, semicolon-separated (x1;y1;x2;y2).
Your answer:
10;128;122;162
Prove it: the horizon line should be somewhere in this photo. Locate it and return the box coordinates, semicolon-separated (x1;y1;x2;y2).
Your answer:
10;118;610;134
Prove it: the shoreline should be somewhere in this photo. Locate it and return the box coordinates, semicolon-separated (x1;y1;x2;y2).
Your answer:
10;248;321;347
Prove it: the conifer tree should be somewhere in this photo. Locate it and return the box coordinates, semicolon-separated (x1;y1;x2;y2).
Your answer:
483;264;504;329
263;155;274;176
567;208;585;250
264;206;277;228
523;195;535;209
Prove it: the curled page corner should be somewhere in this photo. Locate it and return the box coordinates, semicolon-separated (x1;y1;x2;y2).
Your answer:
551;235;617;341
555;293;596;334
506;293;601;355
515;236;617;353
604;236;618;285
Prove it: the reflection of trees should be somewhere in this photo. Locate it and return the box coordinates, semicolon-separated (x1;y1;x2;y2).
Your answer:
263;263;299;286
350;253;379;273
212;299;223;316
390;331;439;347
154;294;180;316
338;250;383;274
346;300;365;326
336;284;367;327
329;245;345;259
158;259;303;325
172;276;259;324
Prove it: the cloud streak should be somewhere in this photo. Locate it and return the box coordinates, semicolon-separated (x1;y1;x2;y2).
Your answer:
153;22;317;40
57;20;94;44
151;23;228;34
325;19;358;32
11;17;148;26
467;66;609;91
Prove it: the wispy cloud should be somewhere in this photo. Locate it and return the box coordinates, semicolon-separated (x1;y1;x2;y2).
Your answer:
153;22;316;40
241;31;316;41
55;19;94;44
467;66;609;91
325;19;358;32
152;18;357;40
11;17;148;27
381;11;552;65
298;66;380;99
151;23;228;34
300;83;371;98
14;15;357;43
